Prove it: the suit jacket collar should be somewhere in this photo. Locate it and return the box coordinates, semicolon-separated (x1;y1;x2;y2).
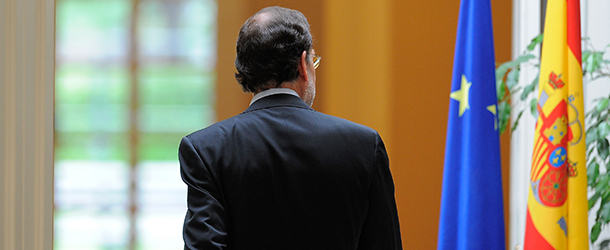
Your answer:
244;94;313;114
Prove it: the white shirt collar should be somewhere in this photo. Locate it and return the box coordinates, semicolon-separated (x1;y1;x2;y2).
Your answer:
250;88;300;106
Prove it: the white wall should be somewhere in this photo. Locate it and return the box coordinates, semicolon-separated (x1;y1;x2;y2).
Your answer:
0;0;55;249
582;0;610;112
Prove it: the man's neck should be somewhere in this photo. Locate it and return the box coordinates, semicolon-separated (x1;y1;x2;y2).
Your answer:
250;88;300;105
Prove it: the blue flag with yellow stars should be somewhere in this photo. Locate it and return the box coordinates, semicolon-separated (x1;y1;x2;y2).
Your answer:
437;0;505;249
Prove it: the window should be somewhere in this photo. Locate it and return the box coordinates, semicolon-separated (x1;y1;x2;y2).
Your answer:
54;0;216;248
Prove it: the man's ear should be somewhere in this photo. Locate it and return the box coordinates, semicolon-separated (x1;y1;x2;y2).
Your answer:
298;50;309;82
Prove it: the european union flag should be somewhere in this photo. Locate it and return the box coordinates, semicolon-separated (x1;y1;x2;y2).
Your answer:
437;0;505;249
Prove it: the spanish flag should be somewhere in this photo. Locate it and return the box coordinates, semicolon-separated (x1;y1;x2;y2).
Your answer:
438;0;505;249
524;0;588;249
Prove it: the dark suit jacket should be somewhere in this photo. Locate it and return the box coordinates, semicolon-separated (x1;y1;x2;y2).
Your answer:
179;94;402;250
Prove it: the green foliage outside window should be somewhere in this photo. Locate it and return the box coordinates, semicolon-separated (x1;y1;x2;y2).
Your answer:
55;0;217;249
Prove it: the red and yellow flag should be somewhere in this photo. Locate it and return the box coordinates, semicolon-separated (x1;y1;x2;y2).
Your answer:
524;0;588;249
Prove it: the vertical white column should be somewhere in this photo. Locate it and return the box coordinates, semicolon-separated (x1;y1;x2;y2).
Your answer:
510;1;541;249
0;0;55;249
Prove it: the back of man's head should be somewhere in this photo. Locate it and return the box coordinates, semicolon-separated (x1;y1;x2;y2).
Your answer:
235;6;313;93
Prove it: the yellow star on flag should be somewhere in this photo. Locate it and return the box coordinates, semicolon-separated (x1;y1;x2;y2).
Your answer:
487;104;498;130
450;75;472;117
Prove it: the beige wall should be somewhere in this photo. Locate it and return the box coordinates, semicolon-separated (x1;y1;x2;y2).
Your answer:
217;1;513;249
1;0;55;249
